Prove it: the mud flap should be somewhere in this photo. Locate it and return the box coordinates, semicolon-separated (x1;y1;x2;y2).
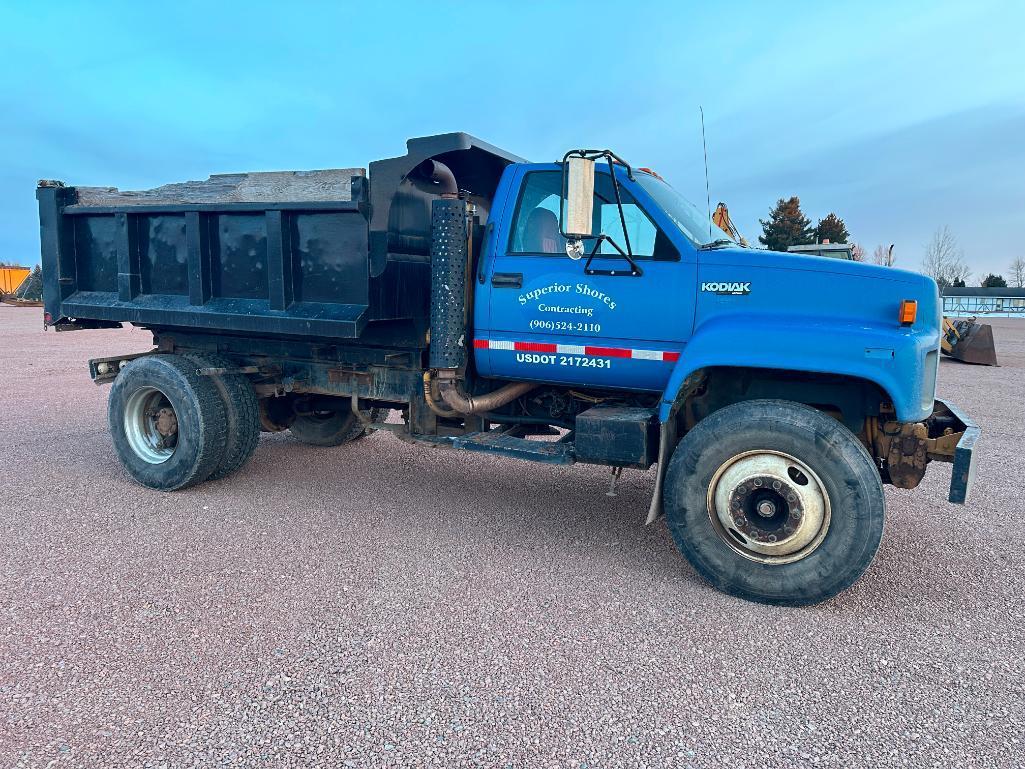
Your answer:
645;421;674;524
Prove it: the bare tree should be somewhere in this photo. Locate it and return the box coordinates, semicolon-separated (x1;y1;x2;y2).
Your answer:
849;243;865;262
947;257;972;287
922;226;970;288
1010;256;1025;288
872;244;896;266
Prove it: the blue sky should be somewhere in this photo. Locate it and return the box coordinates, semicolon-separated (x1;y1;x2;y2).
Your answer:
2;1;1022;279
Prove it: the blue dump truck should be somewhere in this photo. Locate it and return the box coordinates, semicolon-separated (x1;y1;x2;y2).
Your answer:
37;133;979;606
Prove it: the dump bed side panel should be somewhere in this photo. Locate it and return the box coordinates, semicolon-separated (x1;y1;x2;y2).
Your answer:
38;172;372;339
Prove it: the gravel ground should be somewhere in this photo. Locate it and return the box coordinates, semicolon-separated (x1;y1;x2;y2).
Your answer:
0;306;1022;768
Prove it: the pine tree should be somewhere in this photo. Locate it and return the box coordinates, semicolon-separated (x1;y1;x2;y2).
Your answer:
759;197;814;252
981;273;1007;288
814;212;850;244
19;265;43;301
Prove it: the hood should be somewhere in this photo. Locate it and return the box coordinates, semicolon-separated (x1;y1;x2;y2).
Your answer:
695;246;940;334
704;246;928;284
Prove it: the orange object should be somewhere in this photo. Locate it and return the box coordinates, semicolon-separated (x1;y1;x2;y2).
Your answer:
0;266;31;294
899;299;917;325
711;202;748;246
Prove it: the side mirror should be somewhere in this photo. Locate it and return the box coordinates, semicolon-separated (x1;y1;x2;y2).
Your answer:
563;155;594;238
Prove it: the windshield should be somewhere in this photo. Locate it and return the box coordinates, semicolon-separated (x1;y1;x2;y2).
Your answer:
633;173;735;247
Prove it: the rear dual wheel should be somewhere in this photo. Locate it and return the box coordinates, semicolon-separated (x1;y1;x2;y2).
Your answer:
183;353;260;480
663;399;885;606
108;355;228;490
108;353;260;490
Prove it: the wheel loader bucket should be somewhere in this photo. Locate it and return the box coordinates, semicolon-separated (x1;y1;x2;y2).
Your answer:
943;320;998;366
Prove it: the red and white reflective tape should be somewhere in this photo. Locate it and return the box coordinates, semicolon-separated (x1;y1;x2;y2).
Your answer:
473;338;680;362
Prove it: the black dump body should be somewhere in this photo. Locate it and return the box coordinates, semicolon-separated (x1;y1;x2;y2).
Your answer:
37;133;523;342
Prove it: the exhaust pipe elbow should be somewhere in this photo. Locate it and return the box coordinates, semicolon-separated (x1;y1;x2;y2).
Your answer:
438;379;536;415
416;158;459;199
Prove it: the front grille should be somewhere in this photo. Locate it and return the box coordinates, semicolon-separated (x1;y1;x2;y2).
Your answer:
922;349;939;410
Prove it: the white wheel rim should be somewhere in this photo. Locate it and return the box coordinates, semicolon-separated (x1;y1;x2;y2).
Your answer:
124;387;178;465
706;450;831;565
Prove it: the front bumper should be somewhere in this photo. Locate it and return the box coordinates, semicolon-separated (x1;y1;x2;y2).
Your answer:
936;398;980;504
873;398;980;504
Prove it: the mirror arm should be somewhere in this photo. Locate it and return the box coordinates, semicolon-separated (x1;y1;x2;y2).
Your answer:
583;235;643;278
605;155;634;258
572;149;635;181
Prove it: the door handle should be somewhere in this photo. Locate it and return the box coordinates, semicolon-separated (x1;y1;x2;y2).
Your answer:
491;272;523;288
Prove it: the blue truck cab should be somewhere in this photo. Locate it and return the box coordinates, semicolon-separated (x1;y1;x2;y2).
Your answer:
38;133;978;606
476;161;940;423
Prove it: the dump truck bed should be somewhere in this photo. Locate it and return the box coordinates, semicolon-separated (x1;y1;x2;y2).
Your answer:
38;169;373;338
37;132;523;341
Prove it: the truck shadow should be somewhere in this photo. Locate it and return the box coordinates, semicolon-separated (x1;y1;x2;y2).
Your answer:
223;430;991;615
236;429;701;591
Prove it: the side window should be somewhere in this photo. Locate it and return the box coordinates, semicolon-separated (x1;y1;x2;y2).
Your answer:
509;172;567;254
597;201;657;256
509;171;677;260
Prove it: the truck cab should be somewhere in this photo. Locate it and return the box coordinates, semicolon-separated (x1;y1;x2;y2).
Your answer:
38;133;979;607
475;160;941;428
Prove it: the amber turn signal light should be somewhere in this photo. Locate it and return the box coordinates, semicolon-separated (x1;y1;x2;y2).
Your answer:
899;299;917;325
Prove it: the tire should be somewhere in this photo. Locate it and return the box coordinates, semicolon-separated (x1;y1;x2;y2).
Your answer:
107;354;228;490
288;407;383;447
258;396;296;433
663;399;884;606
183;353;260;480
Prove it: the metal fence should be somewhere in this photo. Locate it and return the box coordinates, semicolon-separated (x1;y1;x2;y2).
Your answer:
942;295;1025;318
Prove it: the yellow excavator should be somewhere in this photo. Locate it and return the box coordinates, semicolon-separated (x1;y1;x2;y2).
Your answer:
712;202;748;247
713;204;998;366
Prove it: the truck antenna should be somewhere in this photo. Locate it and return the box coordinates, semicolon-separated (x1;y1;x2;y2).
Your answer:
700;106;712;241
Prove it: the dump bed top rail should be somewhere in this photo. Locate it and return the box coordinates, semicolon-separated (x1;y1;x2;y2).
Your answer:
65;168;363;211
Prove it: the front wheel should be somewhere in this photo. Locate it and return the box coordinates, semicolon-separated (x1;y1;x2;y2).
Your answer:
663;399;884;606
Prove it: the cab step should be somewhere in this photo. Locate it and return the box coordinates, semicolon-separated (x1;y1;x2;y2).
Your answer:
452;428;575;465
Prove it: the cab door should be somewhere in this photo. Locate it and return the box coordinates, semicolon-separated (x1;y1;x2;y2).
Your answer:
475;165;696;392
